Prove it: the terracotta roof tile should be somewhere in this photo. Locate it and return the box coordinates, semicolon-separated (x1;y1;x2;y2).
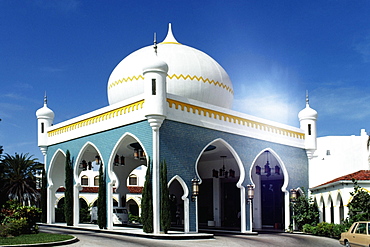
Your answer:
127;186;143;193
313;170;370;188
56;187;116;193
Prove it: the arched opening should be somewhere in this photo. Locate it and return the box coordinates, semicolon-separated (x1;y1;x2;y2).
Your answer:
319;197;325;222
169;178;184;228
251;149;286;230
338;194;344;224
328;195;334;223
196;139;243;230
47;149;66;224
79;198;90;223
74;142;102;226
55;197;65;223
107;133;148;229
126;199;139;220
168;175;190;232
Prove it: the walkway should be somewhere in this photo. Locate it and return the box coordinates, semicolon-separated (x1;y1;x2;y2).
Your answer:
39;223;215;240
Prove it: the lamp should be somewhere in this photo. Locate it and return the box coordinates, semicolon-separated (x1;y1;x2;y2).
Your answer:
114;154;119;166
120;155;125;166
255;151;281;177
212;156;235;179
247;184;254;200
80;160;87;170
290;189;297;202
191;178;199;201
134;149;139;159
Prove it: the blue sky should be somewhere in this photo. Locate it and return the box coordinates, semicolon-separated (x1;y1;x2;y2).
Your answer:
1;0;370;161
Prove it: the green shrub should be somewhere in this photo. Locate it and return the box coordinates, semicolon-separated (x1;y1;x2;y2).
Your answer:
301;222;346;239
6;218;28;236
129;213;141;223
0;200;41;236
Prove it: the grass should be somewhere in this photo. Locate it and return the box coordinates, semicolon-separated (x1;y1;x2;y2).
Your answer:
0;232;74;245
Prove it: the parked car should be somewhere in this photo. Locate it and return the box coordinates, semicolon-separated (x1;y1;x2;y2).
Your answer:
90;206;128;225
340;221;370;247
112;207;128;225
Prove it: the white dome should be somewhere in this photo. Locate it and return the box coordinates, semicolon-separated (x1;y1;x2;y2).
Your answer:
298;103;317;120
107;25;233;108
36;96;54;119
36;104;54;119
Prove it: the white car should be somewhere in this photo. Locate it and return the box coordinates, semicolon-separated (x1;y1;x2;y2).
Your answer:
90;206;128;225
112;207;128;225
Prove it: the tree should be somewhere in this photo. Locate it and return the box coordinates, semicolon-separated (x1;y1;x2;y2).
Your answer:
97;162;107;229
347;179;370;224
160;160;171;233
1;153;40;206
64;150;73;226
141;159;153;233
292;191;319;231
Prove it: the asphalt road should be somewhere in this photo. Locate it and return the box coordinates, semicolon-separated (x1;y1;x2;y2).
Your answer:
40;226;342;247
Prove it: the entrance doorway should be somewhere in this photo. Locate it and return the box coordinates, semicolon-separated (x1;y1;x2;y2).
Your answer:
251;149;285;230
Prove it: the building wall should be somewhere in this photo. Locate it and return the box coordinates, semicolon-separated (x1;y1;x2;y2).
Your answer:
309;129;370;188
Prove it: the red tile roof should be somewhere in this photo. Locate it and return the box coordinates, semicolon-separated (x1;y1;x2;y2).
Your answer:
127;186;143;193
56;187;116;193
313;170;370;189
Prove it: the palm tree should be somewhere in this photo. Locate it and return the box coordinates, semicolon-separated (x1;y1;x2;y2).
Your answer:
1;153;41;206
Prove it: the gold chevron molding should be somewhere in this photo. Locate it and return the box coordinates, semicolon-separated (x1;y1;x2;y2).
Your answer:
48;100;144;137
167;99;304;140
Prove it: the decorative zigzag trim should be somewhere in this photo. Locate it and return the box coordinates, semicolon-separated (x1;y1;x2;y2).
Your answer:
108;74;234;94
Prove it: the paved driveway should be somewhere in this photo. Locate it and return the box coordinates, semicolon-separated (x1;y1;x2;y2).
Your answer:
40;226;341;247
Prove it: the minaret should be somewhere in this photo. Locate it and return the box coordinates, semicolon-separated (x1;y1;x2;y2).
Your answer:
143;32;169;234
36;94;54;156
298;92;318;159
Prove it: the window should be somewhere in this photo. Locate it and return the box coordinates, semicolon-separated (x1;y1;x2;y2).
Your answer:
81;175;88;186
129;175;138;186
326;150;331;155
355;223;367;234
41;122;44;133
94;176;99;186
152;79;156;95
308;124;312;135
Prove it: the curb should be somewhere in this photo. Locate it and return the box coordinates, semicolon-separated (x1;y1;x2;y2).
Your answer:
38;223;214;240
1;236;79;247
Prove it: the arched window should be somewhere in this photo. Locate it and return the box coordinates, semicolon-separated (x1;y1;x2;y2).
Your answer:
94;176;99;186
81;175;88;186
129;174;138;186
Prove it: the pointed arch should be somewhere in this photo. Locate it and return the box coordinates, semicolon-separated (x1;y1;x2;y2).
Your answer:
168;175;190;233
106;132;149;230
250;148;289;230
47;149;66;224
73;141;103;226
195;138;246;232
249;148;289;194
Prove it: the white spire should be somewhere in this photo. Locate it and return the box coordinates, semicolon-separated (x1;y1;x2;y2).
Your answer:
161;23;180;44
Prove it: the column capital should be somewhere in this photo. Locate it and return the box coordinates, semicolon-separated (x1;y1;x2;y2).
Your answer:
146;115;165;131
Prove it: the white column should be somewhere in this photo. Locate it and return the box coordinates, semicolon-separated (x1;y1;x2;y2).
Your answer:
184;197;190;233
213;178;221;226
240;186;247;232
107;180;115;230
73;184;82;226
47;185;54;223
147;116;165;234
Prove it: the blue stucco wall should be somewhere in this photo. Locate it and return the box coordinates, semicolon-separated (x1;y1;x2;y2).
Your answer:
46;120;153;184
159;120;308;231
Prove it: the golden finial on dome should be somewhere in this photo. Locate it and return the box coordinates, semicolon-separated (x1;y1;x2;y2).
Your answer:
161;23;181;44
